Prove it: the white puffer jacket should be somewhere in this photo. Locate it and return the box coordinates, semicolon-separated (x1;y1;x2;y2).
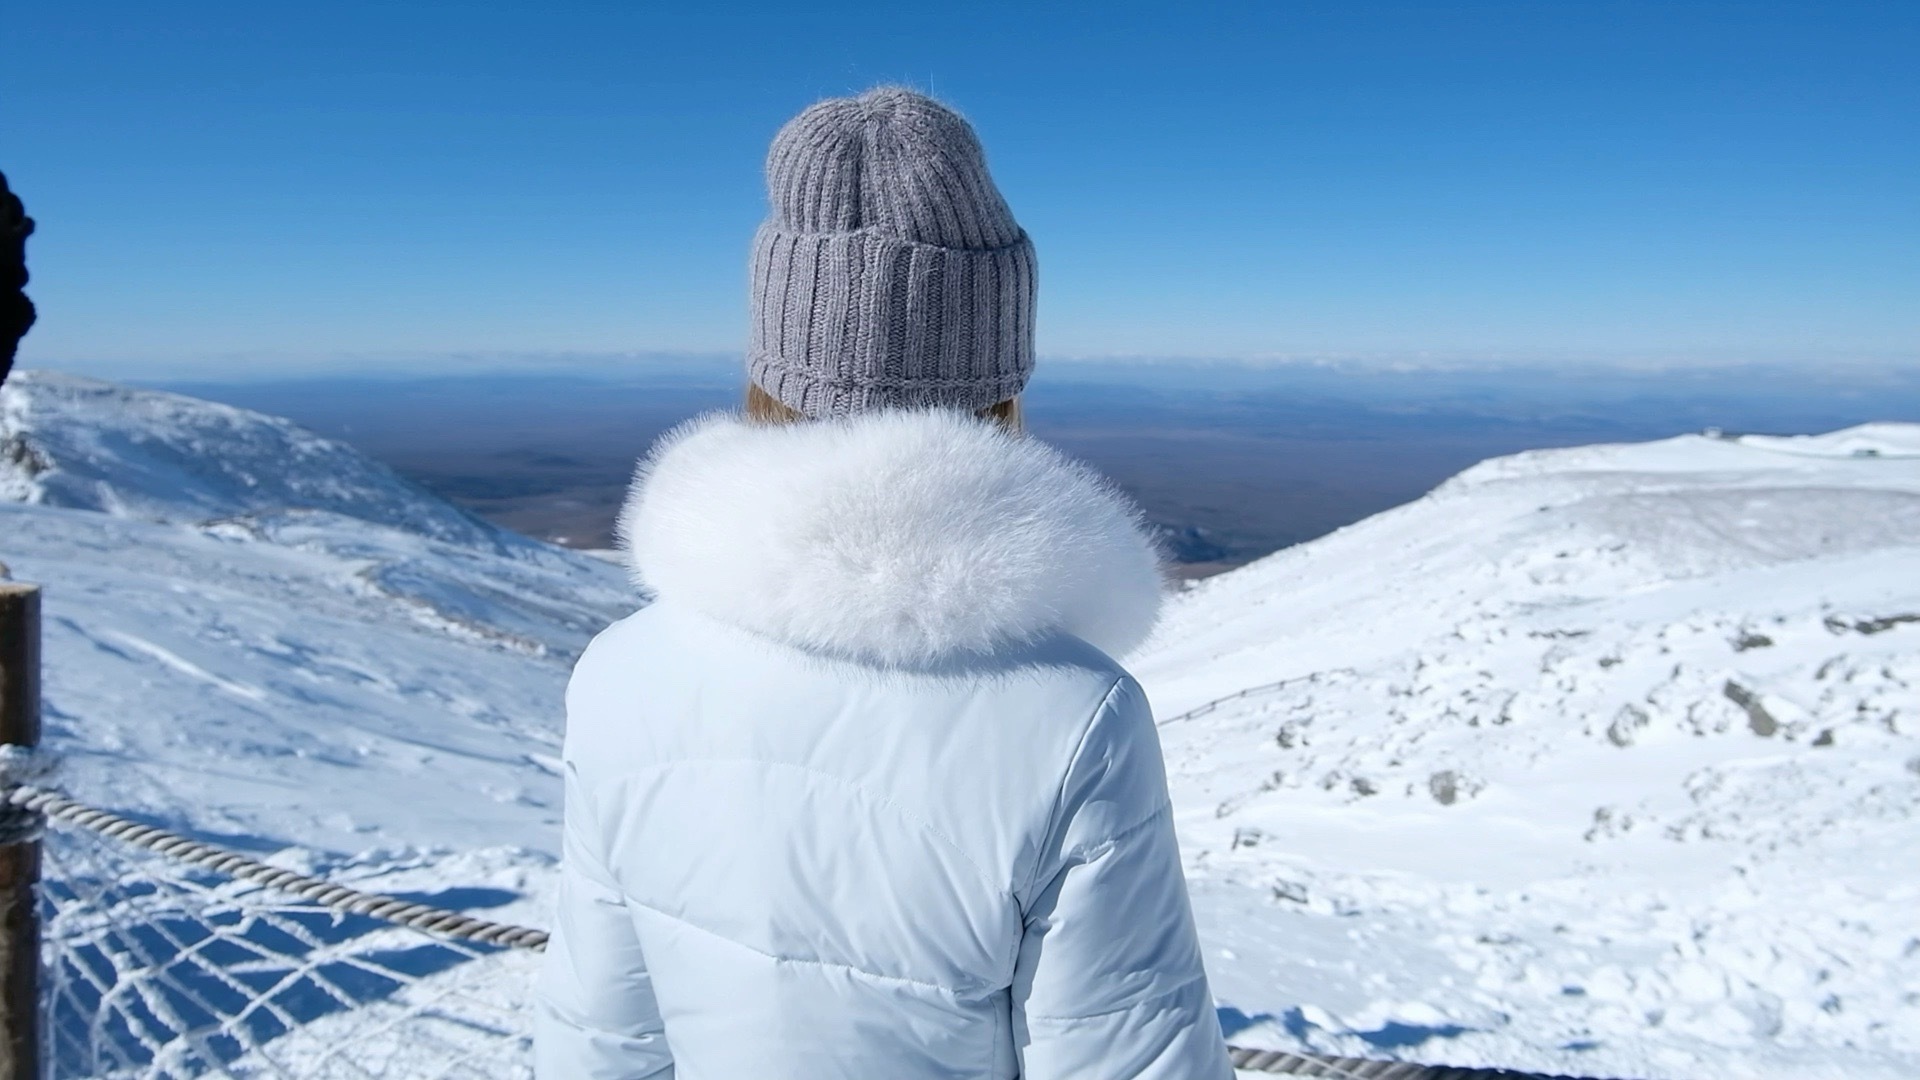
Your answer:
535;409;1233;1080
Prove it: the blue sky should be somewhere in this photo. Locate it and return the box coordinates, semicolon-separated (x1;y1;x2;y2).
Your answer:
4;1;1916;375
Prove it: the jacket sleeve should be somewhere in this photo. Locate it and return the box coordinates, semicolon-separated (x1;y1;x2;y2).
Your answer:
534;761;675;1079
1012;677;1235;1080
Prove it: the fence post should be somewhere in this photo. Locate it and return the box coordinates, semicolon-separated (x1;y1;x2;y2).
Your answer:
0;583;41;1080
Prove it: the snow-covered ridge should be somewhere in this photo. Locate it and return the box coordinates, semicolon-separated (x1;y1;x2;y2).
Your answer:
1737;423;1920;460
2;370;500;545
1135;422;1920;1079
0;370;636;860
2;369;636;655
1439;422;1920;490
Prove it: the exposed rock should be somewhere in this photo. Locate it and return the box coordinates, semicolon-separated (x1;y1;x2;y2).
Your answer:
1724;680;1780;737
1607;704;1652;747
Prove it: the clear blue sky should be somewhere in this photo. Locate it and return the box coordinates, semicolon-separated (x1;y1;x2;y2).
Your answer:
4;1;1916;375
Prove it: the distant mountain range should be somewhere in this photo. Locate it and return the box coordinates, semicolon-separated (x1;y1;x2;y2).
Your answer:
4;369;1916;1079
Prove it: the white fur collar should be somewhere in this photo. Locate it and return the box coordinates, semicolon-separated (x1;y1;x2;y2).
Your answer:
617;410;1164;667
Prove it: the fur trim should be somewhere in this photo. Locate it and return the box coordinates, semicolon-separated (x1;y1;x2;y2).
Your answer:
617;410;1164;667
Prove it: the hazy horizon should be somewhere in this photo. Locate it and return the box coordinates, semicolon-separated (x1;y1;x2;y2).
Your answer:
26;346;1920;385
140;359;1920;576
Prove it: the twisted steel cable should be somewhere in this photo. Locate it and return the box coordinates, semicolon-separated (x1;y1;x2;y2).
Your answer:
6;783;548;950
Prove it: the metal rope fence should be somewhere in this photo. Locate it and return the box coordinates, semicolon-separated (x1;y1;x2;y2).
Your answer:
7;787;545;952
1154;669;1357;727
30;792;537;1079
3;781;1609;1080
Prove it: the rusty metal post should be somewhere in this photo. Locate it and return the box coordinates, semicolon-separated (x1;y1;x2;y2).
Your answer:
0;583;41;1080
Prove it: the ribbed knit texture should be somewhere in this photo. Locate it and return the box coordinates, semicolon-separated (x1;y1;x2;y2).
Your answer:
748;88;1036;418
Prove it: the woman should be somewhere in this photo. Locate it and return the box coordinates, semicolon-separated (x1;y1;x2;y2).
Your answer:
537;87;1233;1079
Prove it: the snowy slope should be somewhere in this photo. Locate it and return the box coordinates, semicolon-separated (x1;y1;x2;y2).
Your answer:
0;370;636;858
1134;425;1920;1080
6;371;1915;1079
1;370;500;543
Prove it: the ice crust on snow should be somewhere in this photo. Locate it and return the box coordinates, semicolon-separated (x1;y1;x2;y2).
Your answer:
2;371;1914;1079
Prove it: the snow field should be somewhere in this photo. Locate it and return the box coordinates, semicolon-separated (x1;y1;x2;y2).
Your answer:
1138;426;1920;1078
8;371;1916;1078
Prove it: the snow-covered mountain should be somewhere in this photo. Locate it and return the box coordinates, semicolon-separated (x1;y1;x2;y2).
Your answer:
4;369;1914;1079
1;370;500;543
0;370;635;861
1134;423;1920;1079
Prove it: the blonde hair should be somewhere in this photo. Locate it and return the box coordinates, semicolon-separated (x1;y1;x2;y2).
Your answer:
745;381;1023;432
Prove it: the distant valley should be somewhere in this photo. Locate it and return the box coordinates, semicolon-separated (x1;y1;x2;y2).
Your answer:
153;359;1920;575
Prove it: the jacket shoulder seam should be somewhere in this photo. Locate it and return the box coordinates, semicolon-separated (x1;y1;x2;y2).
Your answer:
1016;676;1130;904
1061;797;1173;866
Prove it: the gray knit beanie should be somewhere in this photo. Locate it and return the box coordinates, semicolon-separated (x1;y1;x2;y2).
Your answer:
748;87;1036;418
